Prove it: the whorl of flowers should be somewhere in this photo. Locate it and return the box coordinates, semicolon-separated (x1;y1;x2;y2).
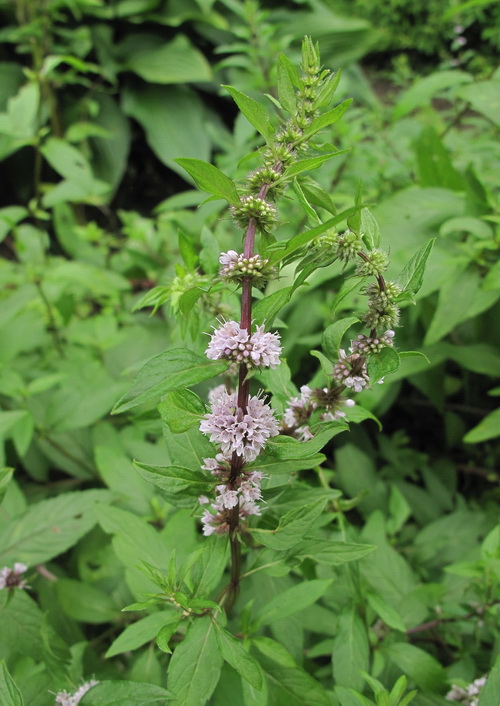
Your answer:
199;466;266;536
230;195;278;233
0;562;28;590
446;675;487;706
199;389;279;462
219;250;276;286
54;680;99;706
205;320;282;369
333;349;370;392
350;330;395;355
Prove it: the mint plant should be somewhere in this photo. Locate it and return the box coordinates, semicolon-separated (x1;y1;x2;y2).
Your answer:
101;37;441;704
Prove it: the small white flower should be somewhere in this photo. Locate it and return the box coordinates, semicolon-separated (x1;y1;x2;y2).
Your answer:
0;563;28;590
205;321;281;369
55;680;99;706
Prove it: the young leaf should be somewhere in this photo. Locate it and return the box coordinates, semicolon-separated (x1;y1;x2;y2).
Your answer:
158;389;206;434
79;681;172;705
0;661;24;706
397;239;435;296
293;178;321;225
134;462;213;497
167;617;223;706
322;316;359;362
331;276;367;317
367;347;400;384
360;208;380;249
222;86;274;142
106;612;179;658
463;408;500;444
276;55;297;114
283;151;348;180
265;421;348;460
174;158;240;206
253;287;292;327
112;349;228;414
300;99;352;141
214;624;263;690
157;619;182;654
253;579;332;628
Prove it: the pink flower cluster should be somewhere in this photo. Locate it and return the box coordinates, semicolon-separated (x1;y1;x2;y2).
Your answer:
0;562;28;590
206;320;282;369
283;385;355;440
350;329;395;355
199;458;266;536
55;680;99;706
200;388;279;462
333;349;370;392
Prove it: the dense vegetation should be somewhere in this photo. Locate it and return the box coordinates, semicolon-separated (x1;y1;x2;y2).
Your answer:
0;1;499;705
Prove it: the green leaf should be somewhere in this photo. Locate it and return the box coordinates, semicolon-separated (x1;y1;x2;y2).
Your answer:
215;624;263;690
322;316;359;362
0;467;14;505
361;208;381;249
223;86;274;142
367;593;406;632
332;609;369;692
185;536;229;597
157;619;182;654
463;408;500;444
174;158;240;206
392;70;472;119
384;643;447;692
56;579;120;624
397;239;435;296
0;490;110;566
0;661;24;706
112;348;228;414
79;681;171;705
247;453;326;475
301;99;352;141
134;462;212;496
125;34;212;84
283;151;348;180
259;659;330;706
158;389;206;433
267;208;356;266
276;55;297;114
456;80;500;126
295;540;376;566
253;579;332;628
249;497;328;550
253;287;292;327
265;421;348;460
425;266;481;345
167;616;223;706
122;85;211;176
331;276;367;316
106;612;179;658
478;653;500;706
367;347;401;384
415;126;464;190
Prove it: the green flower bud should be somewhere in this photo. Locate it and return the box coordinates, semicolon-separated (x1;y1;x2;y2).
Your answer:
230;195;278;233
335;229;363;263
362;303;400;330
355;249;390;277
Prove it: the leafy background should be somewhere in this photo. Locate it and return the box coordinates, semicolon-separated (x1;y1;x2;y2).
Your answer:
0;0;499;704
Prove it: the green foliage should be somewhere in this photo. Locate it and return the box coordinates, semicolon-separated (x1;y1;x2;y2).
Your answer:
0;2;498;705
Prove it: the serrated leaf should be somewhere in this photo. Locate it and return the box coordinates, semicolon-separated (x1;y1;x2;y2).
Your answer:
253;287;292;326
253;579;332;628
276;55;296;114
322;316;359;362
249;497;328;550
301;99;352;141
106;612;178;658
174;158;240;206
158;389;206;433
295;540;376;566
79;681;172;705
0;661;24;706
367;347;400;384
134;462;213;496
167;617;223;706
223;85;273;142
283;151;348;180
0;490;110;566
215;624;263;690
397;239;435;296
265;421;348;460
112;348;228;414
